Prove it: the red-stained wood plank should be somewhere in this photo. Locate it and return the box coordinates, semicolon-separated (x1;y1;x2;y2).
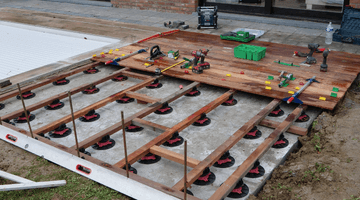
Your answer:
259;119;308;136
125;91;161;104
150;146;200;168
132;118;169;132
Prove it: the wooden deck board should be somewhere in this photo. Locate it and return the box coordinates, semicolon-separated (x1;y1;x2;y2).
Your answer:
92;31;360;110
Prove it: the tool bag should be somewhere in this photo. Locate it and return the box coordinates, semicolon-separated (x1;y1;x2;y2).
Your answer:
333;6;360;45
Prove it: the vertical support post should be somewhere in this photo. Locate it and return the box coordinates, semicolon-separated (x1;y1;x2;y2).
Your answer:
68;91;80;158
121;111;129;178
17;84;34;138
184;140;187;200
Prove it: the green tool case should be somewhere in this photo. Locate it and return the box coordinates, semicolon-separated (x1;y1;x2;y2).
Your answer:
234;44;266;61
220;31;255;42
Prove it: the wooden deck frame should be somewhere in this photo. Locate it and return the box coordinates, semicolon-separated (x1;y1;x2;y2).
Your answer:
0;61;100;102
32;77;157;135
209;105;306;200
72;81;201;150
4;29;344;199
0;73;310;200
113;89;236;168
172;99;281;191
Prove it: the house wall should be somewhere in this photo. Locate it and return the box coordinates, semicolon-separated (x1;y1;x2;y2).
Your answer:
350;0;360;8
111;0;198;14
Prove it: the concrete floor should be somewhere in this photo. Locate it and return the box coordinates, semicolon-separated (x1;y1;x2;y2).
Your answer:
1;64;321;199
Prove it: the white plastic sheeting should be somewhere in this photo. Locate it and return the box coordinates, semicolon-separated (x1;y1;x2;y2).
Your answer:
0;21;119;80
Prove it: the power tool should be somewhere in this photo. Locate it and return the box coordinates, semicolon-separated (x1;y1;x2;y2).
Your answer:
302;43;319;64
294;44;325;57
145;45;166;62
278;73;293;88
192;49;210;74
320;49;330;72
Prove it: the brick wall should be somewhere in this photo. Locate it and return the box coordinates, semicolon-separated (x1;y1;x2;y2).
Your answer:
111;0;198;14
350;0;360;8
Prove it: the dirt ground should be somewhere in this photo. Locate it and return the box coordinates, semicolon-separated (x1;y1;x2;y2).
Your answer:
249;80;360;200
1;7;360;200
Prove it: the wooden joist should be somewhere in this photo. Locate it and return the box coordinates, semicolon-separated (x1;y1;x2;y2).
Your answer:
0;62;100;102
259;118;308;136
125;91;161;104
150;146;200;168
113;89;236;168
132;118;169;132
33;77;156;135
209;105;305;200
72;82;200;150
121;71;154;80
172;99;281;191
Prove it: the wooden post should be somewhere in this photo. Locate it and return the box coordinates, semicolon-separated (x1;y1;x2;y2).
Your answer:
184;140;187;200
68;91;80;158
17;84;34;138
121;111;129;178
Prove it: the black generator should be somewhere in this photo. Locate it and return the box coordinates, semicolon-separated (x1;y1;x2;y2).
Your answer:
197;6;218;29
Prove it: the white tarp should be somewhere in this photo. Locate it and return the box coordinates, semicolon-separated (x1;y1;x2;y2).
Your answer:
0;21;119;80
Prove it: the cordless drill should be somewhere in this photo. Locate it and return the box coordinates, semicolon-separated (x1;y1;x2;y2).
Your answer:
320;49;329;72
192;49;210;74
305;43;319;64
